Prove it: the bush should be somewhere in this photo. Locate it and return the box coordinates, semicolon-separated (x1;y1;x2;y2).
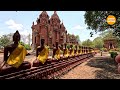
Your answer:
19;41;31;50
109;51;118;59
101;48;107;52
24;44;31;50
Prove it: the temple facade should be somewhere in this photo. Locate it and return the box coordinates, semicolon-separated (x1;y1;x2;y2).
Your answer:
103;38;117;50
31;11;78;49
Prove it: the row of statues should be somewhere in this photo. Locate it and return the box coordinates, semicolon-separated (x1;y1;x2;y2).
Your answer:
0;30;95;73
33;37;94;66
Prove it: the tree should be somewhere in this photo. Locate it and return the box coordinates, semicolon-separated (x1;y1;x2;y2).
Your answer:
84;11;120;38
75;35;81;44
99;30;120;48
0;35;12;48
21;34;27;44
99;29;116;39
82;39;93;47
93;37;104;49
27;34;31;46
19;41;31;50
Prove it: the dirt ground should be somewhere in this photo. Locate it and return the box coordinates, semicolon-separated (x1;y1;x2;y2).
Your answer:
59;52;120;79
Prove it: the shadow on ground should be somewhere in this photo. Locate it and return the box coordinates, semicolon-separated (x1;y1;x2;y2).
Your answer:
86;55;120;79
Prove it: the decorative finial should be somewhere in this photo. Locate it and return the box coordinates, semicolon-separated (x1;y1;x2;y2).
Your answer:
33;21;34;25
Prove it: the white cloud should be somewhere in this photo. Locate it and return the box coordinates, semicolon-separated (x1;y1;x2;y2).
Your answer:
5;19;23;30
72;25;85;30
20;30;29;36
4;19;32;44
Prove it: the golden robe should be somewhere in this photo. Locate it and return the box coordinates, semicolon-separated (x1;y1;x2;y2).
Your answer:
37;46;49;64
64;49;69;57
7;44;27;68
54;49;60;60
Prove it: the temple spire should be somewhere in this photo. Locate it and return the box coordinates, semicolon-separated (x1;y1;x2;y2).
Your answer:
33;21;34;25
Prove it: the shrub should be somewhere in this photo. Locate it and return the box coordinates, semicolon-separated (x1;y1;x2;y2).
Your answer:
109;51;118;59
24;44;31;50
101;48;107;52
19;41;31;50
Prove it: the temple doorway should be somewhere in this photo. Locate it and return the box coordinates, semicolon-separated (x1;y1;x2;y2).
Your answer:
103;38;117;50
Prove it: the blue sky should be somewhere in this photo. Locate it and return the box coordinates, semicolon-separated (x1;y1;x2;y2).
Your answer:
0;11;100;43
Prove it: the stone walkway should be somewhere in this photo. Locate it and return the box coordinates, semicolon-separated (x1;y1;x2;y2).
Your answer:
59;52;120;79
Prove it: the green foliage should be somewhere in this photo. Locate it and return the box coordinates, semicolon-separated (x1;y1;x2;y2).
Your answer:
109;51;118;59
82;39;94;47
93;37;104;49
19;41;25;46
24;44;31;50
0;35;12;48
100;30;120;48
72;45;75;49
101;48;107;52
84;11;120;38
100;30;115;39
75;35;81;44
19;41;31;50
67;44;70;49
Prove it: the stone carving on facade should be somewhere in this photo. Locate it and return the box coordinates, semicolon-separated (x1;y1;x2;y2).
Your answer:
49;31;52;38
32;11;78;49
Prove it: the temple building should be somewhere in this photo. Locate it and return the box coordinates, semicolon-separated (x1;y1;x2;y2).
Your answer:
103;38;117;50
67;34;78;44
31;11;78;49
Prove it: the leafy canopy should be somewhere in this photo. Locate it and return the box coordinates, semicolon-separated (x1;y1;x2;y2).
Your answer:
84;11;120;37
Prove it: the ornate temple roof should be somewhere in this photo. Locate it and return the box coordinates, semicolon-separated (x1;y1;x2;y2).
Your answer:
39;11;49;18
51;11;60;21
61;22;65;28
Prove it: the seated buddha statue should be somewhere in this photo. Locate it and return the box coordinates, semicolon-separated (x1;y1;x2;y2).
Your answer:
74;45;77;54
32;39;49;67
53;42;61;61
52;44;55;58
63;43;69;58
69;44;74;57
0;30;31;75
